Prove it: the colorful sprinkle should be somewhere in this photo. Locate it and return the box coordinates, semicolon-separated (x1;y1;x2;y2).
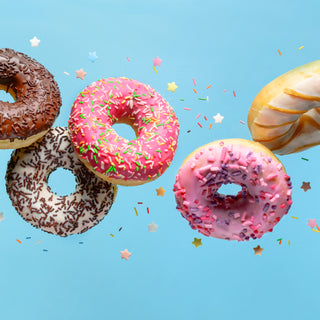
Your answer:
192;78;197;86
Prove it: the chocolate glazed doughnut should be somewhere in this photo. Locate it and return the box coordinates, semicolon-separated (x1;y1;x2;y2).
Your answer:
0;48;62;149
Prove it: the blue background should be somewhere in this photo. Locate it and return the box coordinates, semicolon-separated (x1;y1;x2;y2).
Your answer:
0;0;319;319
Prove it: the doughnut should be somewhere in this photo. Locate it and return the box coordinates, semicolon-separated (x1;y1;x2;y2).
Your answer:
68;77;179;186
248;60;320;154
6;127;117;237
173;139;292;241
0;48;62;149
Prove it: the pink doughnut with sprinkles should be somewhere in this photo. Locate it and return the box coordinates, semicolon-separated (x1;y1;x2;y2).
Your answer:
68;77;179;186
173;139;293;241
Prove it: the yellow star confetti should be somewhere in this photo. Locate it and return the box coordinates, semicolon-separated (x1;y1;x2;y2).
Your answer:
192;238;202;248
253;245;264;256
167;81;178;92
156;186;166;197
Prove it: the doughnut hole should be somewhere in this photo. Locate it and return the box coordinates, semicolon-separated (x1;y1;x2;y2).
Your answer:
112;121;137;141
47;168;77;196
0;85;16;103
217;183;242;197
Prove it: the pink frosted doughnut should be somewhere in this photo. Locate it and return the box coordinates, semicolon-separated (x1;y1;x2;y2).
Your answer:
68;77;179;186
173;139;293;241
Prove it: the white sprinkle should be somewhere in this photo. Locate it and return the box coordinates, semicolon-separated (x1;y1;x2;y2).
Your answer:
64;71;70;76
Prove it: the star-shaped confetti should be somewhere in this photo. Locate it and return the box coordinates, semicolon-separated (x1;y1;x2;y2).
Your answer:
120;249;132;261
213;113;224;124
0;212;4;222
168;82;178;92
88;51;98;62
148;222;158;232
30;36;40;47
76;68;87;80
156;186;166;196
307;219;317;229
192;238;202;248
301;181;311;192
253;245;263;256
153;56;162;67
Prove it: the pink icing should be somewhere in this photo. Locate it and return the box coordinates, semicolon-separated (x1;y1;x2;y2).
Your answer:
173;140;293;241
68;77;179;183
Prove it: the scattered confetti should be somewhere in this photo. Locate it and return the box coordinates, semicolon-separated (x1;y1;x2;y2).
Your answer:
16;239;22;244
75;68;87;80
196;113;201;119
277;49;282;56
79;242;84;244
299;46;304;50
63;71;70;76
180;99;185;101
167;82;178;92
184;108;191;111
224;89;227;92
26;237;31;239
291;216;299;219
307;219;317;229
120;249;132;261
206;96;209;102
208;123;212;130
213;113;224;124
197;122;202;128
301;157;309;161
288;240;291;246
233;90;236;97
134;207;138;216
253;245;263;256
301;181;311;192
277;238;282;245
206;85;211;89
198;98;207;101
110;234;114;237
193;88;197;94
119;227;123;231
192;78;197;86
147;207;150;214
187;130;191;133
192;238;202;248
312;228;320;233
153;56;162;67
240;120;245;124
156;186;166;197
126;56;130;61
153;66;158;73
137;202;143;204
43;249;48;252
204;116;207;121
0;212;4;222
88;51;98;62
29;36;40;47
35;240;42;244
148;222;158;232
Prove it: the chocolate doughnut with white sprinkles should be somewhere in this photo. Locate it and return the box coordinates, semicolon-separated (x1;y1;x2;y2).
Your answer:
6;127;117;237
0;48;62;149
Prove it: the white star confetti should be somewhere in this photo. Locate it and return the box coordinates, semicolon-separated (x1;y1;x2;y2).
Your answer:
29;36;40;47
213;113;224;124
148;222;158;232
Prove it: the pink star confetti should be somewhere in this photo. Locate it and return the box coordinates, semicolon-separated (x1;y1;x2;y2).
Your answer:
307;219;317;229
120;249;132;261
75;68;87;80
153;56;162;67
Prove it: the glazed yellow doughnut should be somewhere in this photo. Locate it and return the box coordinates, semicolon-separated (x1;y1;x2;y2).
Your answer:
248;60;320;155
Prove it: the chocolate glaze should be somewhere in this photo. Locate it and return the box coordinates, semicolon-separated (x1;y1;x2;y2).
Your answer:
0;48;62;140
